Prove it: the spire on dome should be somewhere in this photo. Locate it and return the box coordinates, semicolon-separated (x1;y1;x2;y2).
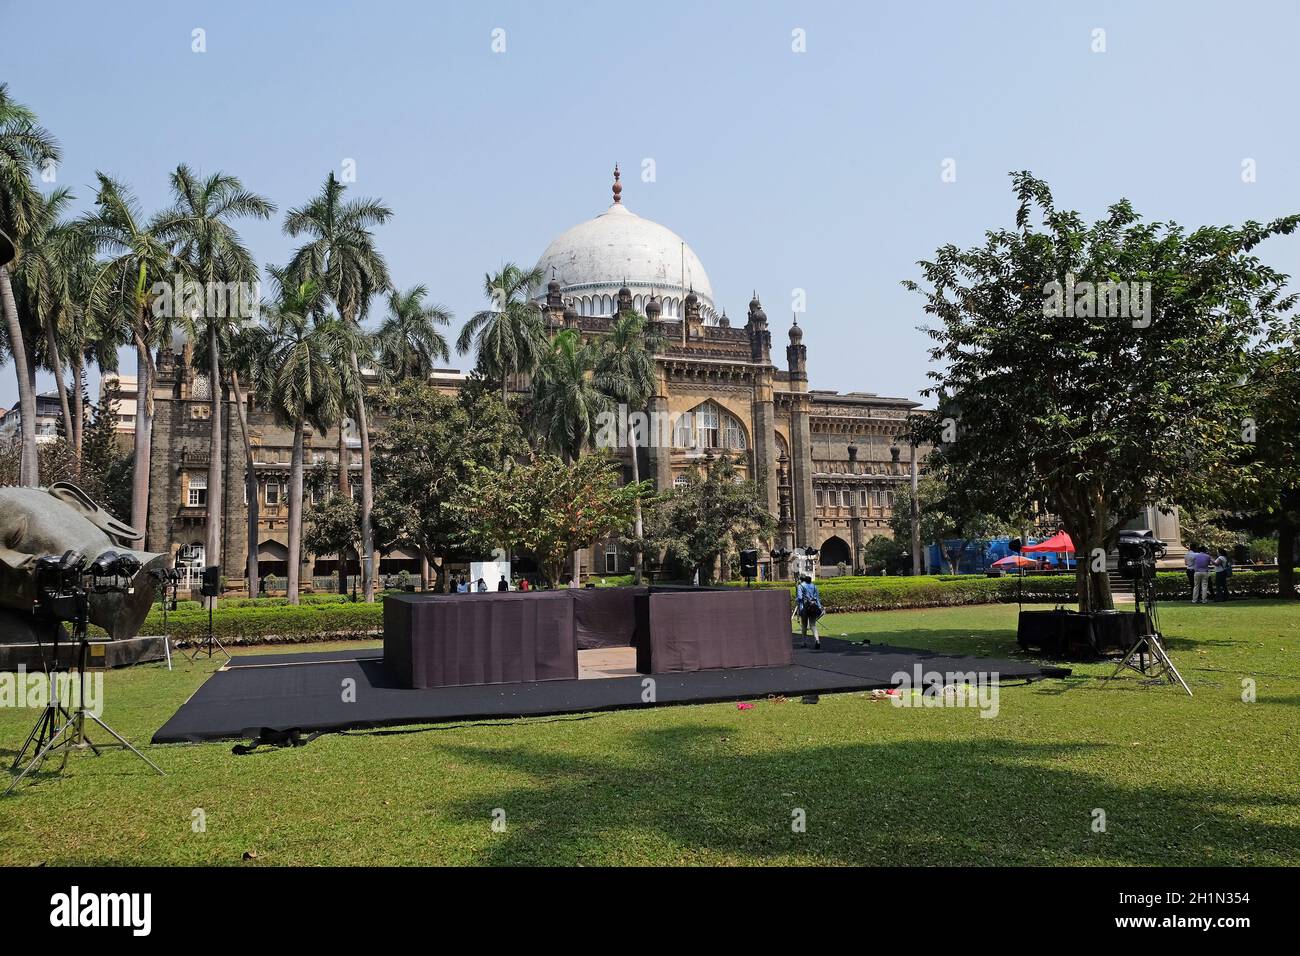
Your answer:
612;163;622;204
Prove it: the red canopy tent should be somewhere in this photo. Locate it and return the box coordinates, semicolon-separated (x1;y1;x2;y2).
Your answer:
1020;531;1075;554
992;554;1038;568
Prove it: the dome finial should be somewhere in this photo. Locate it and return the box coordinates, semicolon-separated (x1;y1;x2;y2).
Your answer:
612;163;622;204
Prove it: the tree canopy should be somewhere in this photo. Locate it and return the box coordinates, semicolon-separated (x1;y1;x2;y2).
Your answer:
905;171;1299;610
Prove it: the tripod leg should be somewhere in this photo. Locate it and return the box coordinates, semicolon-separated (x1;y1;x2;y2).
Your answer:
84;715;165;775
9;707;56;771
4;716;78;793
1150;638;1193;697
1108;638;1145;681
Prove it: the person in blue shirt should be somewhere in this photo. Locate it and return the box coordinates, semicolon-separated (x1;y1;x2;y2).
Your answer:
795;575;824;650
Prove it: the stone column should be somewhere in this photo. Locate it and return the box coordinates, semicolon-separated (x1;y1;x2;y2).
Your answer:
790;402;816;548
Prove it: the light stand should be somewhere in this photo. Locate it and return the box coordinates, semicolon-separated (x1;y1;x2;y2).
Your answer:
188;564;230;662
1107;554;1191;697
7;564;165;794
8;621;76;776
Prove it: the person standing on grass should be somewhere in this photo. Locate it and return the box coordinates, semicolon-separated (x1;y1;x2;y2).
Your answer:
795;574;824;650
1192;548;1214;604
1184;547;1198;599
1214;549;1232;602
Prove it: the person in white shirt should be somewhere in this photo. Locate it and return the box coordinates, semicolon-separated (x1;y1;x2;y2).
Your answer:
1184;549;1197;600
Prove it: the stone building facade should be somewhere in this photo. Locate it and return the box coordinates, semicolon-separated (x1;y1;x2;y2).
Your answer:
143;169;925;586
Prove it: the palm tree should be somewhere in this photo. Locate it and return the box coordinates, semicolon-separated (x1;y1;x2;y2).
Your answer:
11;188;78;465
0;83;60;485
531;328;611;582
80;174;177;538
456;263;546;404
375;285;451;382
284;172;392;602
159;164;274;582
248;276;350;604
596;308;666;583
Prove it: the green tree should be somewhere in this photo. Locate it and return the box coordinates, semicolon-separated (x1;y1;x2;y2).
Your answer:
595;308;666;583
159;163;274;581
0;83;61;485
1214;330;1300;596
529;328;610;462
375;285;451;383
304;492;361;597
456;262;545;404
80;173;178;538
284;172;393;602
371;380;525;590
452;452;646;586
861;535;907;575
246;275;353;603
890;472;1014;573
642;453;776;585
904;172;1298;611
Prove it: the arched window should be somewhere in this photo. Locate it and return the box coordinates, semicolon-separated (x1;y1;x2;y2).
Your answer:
633;294;644;312
674;401;748;451
673;474;688;488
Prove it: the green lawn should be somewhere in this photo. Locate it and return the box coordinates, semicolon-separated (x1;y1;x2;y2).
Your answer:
2;601;1298;866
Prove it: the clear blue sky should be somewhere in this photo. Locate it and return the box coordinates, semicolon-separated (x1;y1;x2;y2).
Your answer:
4;0;1299;410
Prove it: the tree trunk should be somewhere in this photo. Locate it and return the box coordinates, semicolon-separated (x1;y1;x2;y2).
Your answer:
229;369;259;599
1066;518;1114;613
205;324;223;587
42;308;74;468
1279;517;1297;599
348;350;376;602
1;265;39;485
287;419;304;605
629;417;644;584
420;553;430;592
72;350;85;461
337;426;350;498
130;325;153;541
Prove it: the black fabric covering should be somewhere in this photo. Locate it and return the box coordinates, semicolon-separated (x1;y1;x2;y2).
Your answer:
154;637;1063;743
639;588;793;672
571;585;646;649
384;586;791;687
1016;609;1148;658
384;591;577;689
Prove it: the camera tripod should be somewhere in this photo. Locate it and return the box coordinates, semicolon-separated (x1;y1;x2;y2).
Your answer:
6;607;165;794
1107;571;1192;697
187;599;230;662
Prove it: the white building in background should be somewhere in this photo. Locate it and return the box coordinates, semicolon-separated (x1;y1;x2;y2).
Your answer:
0;392;63;445
99;373;138;439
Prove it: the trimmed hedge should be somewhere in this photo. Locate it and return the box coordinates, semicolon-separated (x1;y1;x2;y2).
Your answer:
726;569;1290;612
109;570;1290;646
132;600;383;646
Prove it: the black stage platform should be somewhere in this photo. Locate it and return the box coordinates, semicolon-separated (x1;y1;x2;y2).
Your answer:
154;637;1067;744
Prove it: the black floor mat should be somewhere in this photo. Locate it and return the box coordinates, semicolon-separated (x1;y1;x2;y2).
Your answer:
153;636;1064;743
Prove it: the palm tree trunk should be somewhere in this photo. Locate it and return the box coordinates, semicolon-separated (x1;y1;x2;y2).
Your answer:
287;419;304;605
1;264;39;485
205;325;223;583
348;350;377;602
337;427;350;498
629;419;644;584
130;319;153;542
42;309;74;467
229;368;258;598
72;350;85;461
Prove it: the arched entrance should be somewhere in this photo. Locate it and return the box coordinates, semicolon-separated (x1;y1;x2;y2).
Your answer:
819;535;852;571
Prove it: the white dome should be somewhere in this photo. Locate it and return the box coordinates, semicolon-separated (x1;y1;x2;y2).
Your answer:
535;192;716;321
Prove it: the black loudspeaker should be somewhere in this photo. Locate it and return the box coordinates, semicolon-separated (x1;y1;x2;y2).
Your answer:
1009;537;1023;554
200;565;221;597
739;549;759;577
